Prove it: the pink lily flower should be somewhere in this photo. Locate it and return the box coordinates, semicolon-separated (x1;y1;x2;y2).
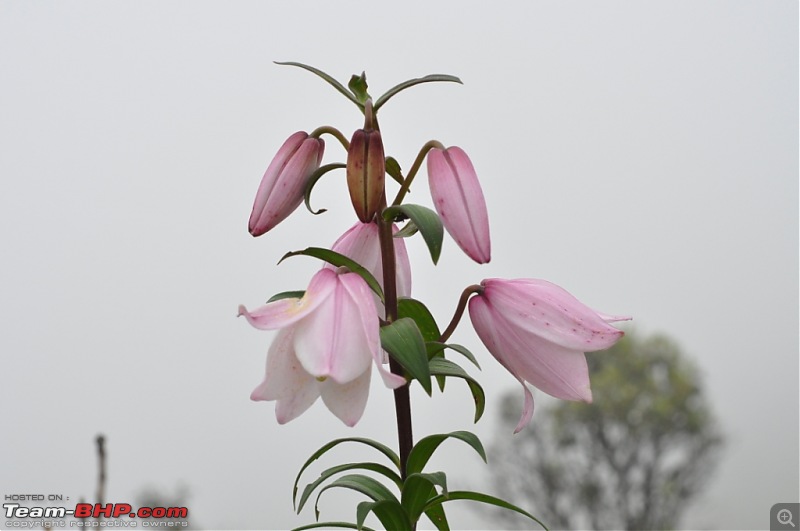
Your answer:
239;268;405;426
468;278;630;433
328;221;412;299
248;131;325;236
427;146;491;264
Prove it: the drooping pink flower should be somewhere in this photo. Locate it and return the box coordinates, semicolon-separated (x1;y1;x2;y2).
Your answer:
328;221;412;299
239;268;405;426
248;131;325;236
468;278;630;433
427;146;491;264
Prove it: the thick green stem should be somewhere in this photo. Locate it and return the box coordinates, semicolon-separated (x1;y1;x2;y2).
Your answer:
392;140;444;206
377;206;414;482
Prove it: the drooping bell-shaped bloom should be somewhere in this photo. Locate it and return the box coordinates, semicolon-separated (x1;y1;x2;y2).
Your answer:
239;268;405;426
248;131;325;236
328;221;412;299
346;129;385;222
427;146;491;264
468;278;630;433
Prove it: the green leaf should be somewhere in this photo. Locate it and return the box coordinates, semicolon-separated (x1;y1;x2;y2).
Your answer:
280;247;384;303
267;290;305;303
315;474;399;520
385;157;404;185
380;318;432;395
348;72;371;104
373;74;463;112
426;342;481;369
402;472;448;522
304;163;346;215
292;438;400;510
397;298;441;343
356;500;411;531
393;220;419;238
406;431;486;476
297;462;402;514
292;522;375;531
276;61;364;110
383;204;443;264
423;491;548;530
429;358;486;422
424;502;450;531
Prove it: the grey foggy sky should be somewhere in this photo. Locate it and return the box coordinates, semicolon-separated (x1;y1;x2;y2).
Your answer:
0;2;797;530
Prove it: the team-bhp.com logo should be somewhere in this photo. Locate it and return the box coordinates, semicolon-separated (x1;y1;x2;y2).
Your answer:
4;502;189;528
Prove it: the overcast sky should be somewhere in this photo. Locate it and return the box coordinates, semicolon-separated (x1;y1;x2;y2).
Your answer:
1;2;797;530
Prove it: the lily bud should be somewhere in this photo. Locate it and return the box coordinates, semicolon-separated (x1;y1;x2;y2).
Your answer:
248;131;325;236
346;129;385;222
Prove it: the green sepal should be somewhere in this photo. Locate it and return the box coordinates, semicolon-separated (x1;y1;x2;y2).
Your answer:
380;318;432;395
267;290;305;303
348;72;371;104
356;500;411;531
373;74;463;112
406;431;486;477
297;462;402;514
292;438;400;511
279;247;384;303
422;491;548;530
429;358;486;422
304;163;346;215
276;61;364;110
383;204;443;264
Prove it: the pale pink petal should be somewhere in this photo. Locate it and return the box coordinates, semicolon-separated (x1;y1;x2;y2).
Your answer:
427;147;491;264
238;268;337;330
482;278;624;352
375;362;407;389
594;310;633;323
320;369;372;427
293;276;372;383
393;223;413;298
274;384;321;424
249;132;306;233
514;382;535;434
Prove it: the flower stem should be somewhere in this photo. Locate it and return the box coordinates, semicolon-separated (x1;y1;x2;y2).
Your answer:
377;207;414;481
391;140;444;206
439;284;484;343
310;125;350;151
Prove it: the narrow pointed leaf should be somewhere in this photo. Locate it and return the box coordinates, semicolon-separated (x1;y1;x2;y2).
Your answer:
423;491;548;530
380;318;432;395
276;61;364;109
407;431;486;476
374;74;463;112
429;358;486;422
402;472;448;522
280;247;384;303
292;522;375;531
385;156;404;185
398;298;441;342
304;163;346;215
267;290;306;303
297;462;402;514
393;220;419;238
426;342;481;369
315;475;399;519
424;503;450;531
356;500;411;531
383;204;443;264
293;438;400;510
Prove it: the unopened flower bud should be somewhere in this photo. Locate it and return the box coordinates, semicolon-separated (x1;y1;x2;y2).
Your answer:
346;129;385;222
